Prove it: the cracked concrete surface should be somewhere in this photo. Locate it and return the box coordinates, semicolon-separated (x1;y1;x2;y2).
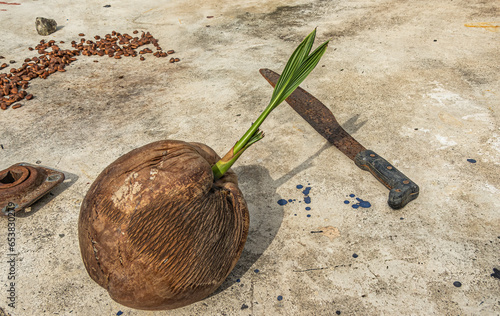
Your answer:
0;0;499;315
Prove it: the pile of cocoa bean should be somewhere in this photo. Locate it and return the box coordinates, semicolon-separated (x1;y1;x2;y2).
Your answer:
0;31;179;111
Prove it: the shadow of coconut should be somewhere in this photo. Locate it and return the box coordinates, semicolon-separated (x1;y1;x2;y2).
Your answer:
212;141;331;295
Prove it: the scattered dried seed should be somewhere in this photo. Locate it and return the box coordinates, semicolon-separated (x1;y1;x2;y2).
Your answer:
79;33;85;36
12;104;22;109
167;50;175;54
174;58;180;62
169;58;175;63
1;30;178;112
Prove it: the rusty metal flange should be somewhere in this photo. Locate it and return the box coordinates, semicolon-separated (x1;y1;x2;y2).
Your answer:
0;163;65;215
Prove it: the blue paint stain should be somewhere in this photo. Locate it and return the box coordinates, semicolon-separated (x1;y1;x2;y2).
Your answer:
307;214;311;217
356;198;371;208
288;199;293;202
277;199;288;206
254;269;260;273
277;295;283;301
304;196;311;204
467;159;477;163
116;312;123;316
347;195;372;209
302;187;312;195
305;207;311;211
296;184;303;189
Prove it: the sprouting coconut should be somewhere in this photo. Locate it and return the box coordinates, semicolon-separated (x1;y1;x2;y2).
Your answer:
78;29;329;310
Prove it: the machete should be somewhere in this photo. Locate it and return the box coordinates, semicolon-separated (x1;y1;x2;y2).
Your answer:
259;68;419;209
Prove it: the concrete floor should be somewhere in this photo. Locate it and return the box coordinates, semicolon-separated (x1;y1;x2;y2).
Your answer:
1;0;499;315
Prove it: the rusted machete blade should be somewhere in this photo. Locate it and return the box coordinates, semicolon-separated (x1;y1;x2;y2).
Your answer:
259;68;419;209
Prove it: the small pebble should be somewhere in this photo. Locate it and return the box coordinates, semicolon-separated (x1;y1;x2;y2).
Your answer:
305;207;311;211
344;200;349;204
116;311;123;316
241;304;249;310
277;295;283;301
296;184;303;189
336;311;341;315
254;269;260;273
9;60;15;64
453;281;462;287
307;214;311;218
467;159;477;163
352;253;358;258
349;194;355;197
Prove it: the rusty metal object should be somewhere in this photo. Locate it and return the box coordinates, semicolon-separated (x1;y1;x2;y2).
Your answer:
260;68;419;209
0;163;64;215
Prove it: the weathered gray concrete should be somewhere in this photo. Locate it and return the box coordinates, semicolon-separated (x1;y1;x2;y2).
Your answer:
1;0;499;315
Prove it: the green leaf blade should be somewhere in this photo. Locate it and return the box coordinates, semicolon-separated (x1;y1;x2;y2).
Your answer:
271;29;317;102
277;40;329;105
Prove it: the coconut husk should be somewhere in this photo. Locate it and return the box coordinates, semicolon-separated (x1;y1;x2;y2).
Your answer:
78;140;249;310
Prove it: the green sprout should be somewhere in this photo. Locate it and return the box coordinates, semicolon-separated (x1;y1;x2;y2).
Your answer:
212;29;329;180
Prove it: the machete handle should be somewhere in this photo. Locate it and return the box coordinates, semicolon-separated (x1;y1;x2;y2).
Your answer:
354;150;419;209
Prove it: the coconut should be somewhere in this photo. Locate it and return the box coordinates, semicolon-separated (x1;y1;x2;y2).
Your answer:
78;140;249;310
